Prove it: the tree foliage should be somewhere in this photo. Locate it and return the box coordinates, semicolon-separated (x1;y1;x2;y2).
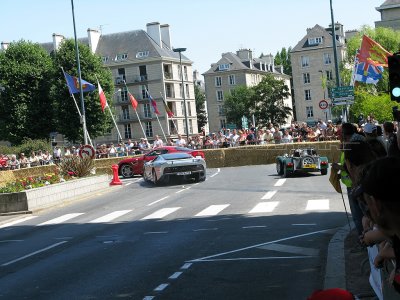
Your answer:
224;74;292;128
194;85;208;131
274;47;292;76
51;39;114;143
0;40;55;144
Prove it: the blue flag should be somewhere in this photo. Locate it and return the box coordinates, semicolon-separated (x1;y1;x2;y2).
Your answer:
63;71;96;94
354;61;384;85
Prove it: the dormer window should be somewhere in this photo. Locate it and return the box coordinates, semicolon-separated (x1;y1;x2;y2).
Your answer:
115;53;128;61
308;37;322;45
218;63;230;71
136;51;149;58
102;56;109;63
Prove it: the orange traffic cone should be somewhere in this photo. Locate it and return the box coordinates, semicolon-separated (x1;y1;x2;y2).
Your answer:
110;164;122;185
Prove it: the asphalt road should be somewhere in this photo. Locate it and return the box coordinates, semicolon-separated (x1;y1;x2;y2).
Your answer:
0;164;348;300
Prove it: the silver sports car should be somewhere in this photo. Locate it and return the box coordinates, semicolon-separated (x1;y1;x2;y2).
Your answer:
143;152;206;184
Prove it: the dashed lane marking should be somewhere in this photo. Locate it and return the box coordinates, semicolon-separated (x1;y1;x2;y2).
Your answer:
148;196;169;206
154;283;169;292
169;272;183;279
305;199;329;210
89;210;132;223
249;201;279;213
195;204;230;217
274;179;286;186
0;216;38;229
141;207;181;220
261;190;277;200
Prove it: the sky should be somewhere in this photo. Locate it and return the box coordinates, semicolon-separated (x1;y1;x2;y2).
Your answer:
0;0;384;75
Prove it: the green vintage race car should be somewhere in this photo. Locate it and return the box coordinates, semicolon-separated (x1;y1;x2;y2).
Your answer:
275;148;329;178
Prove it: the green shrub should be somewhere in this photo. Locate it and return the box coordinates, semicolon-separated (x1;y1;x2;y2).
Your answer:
58;156;95;178
0;138;51;156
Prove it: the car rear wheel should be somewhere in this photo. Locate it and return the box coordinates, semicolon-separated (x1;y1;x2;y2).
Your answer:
283;165;290;178
321;169;328;175
120;164;134;178
276;161;284;175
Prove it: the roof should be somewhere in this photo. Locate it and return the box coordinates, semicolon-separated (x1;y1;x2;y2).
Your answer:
376;0;400;10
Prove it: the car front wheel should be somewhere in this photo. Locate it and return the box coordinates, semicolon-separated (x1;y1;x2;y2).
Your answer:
120;164;134;178
276;161;284;175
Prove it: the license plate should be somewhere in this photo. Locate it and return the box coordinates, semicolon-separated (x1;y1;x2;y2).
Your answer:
177;171;191;175
303;164;316;168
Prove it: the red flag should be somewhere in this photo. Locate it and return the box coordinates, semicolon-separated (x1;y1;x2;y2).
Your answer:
146;90;160;115
161;96;174;117
129;92;138;110
98;82;108;112
356;35;392;67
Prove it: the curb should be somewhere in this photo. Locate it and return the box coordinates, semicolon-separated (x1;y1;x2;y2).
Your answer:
324;222;352;289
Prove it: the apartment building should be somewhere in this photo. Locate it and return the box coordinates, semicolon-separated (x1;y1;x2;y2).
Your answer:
290;23;346;124
375;0;400;30
19;22;198;144
203;49;292;133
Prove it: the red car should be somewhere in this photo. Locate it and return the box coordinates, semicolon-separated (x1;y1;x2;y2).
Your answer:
118;146;205;178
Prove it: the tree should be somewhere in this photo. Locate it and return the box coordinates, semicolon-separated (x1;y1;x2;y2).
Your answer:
274;47;292;76
251;74;292;127
50;39;114;143
0;40;55;145
224;85;254;128
194;85;208;131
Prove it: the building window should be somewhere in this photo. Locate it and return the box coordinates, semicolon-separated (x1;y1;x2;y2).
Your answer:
141;85;148;99
217;90;224;101
301;56;309;68
124;124;132;139
303;73;310;84
306;106;314;118
115;53;128;61
184;66;188;81
121;87;128;102
308;37;322;45
189;119;193;134
102;56;109;63
215;76;222;87
136;51;149;58
220;119;226;129
187;102;192;116
326;70;333;80
229;74;236;85
218;105;225;116
305;89;311;101
181;101;185;116
219;64;230;71
144;103;151;118
323;53;332;65
122;105;130;120
145;121;153;137
186;84;190;98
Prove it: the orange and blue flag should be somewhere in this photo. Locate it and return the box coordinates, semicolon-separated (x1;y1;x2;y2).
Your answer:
356;35;392;67
63;70;96;94
354;56;384;85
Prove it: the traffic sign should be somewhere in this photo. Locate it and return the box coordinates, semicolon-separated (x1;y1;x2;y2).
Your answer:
319;99;329;110
79;144;95;159
331;86;354;102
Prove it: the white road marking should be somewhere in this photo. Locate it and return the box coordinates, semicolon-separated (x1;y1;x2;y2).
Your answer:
89;210;132;223
148;196;169;206
176;187;190;194
306;199;330;210
38;213;84;226
141;207;181;220
258;243;319;256
194;256;313;262
154;283;169;291
181;263;192;269
242;225;267;229
261;190;277;200
0;240;23;243
143;296;155;300
292;223;317;226
1;241;68;266
0;216;38;229
210;168;220;178
249;202;279;213
125;182;133;186
195;204;229;217
274;179;286;186
193;228;218;232
144;231;168;234
189;229;331;262
169;272;183;279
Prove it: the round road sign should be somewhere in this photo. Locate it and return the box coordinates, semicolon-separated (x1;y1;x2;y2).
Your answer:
79;144;95;159
319;100;329;110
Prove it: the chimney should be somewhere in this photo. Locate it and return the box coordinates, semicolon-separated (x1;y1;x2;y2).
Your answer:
160;24;171;50
52;34;64;51
1;42;9;51
87;28;101;53
146;22;162;48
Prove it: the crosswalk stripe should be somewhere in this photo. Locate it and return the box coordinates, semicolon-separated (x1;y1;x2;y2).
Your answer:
249;201;279;213
89;210;132;223
261;190;277;200
305;199;329;210
38;213;84;226
195;204;230;217
0;216;38;229
141;207;181;220
274;179;286;186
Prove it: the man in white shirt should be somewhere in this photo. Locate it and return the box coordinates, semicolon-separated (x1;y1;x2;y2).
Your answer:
153;135;164;149
175;134;186;147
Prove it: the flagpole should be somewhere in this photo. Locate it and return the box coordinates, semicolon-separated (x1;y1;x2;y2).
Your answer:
159;92;178;135
122;80;146;138
70;0;88;145
145;87;166;141
61;67;93;147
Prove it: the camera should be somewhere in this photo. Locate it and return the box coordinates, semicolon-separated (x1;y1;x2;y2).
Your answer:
393;106;400;122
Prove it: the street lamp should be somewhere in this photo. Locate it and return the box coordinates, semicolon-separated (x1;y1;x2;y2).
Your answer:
173;47;190;141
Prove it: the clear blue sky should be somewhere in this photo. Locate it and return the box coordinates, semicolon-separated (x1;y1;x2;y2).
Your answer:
0;0;383;74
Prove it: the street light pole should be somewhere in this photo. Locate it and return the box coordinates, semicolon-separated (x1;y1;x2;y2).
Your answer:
173;48;190;142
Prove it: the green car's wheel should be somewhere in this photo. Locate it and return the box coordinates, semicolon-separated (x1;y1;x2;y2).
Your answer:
276;161;284;175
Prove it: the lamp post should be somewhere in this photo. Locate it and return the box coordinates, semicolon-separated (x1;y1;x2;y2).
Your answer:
173;47;190;142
